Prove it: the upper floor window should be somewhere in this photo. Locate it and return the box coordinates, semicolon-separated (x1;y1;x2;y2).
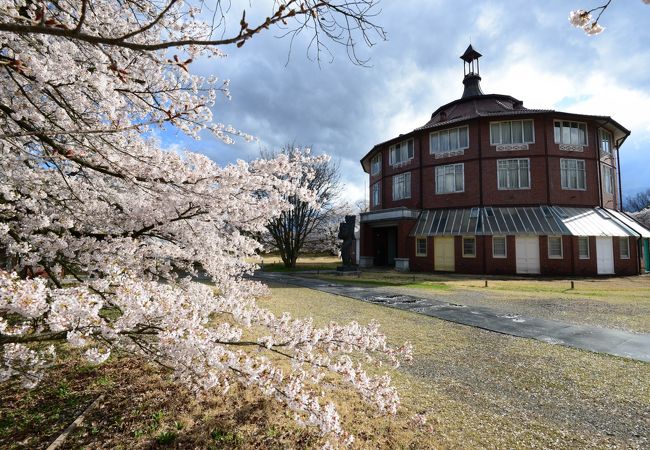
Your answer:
599;128;613;155
560;159;586;190
497;158;530;190
392;172;411;200
430;126;469;156
603;166;615;194
490;120;534;145
435;163;464;194
371;182;381;207
554;120;587;146
370;153;382;175
389;139;414;166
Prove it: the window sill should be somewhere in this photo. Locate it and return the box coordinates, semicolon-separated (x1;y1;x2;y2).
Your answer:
548;256;564;259
431;149;465;159
495;143;530;151
492;255;507;259
390;159;413;169
558;144;585;152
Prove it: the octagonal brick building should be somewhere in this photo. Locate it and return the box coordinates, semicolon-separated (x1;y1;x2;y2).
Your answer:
358;46;650;276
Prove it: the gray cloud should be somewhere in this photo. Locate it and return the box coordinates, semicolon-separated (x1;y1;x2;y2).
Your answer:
170;0;650;201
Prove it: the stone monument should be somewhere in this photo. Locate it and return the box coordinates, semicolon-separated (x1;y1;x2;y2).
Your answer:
337;215;358;271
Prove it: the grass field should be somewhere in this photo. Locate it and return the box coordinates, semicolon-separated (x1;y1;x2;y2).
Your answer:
1;281;648;449
255;253;340;272
304;269;650;333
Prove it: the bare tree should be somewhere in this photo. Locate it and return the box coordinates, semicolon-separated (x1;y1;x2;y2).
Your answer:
263;145;341;268
624;188;650;212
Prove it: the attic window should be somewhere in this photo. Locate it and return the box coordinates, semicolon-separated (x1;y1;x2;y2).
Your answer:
439;112;447;122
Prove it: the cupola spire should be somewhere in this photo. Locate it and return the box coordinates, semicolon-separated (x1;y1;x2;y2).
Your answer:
460;44;484;98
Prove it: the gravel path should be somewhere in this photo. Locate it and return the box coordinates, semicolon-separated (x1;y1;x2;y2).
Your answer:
254;272;650;363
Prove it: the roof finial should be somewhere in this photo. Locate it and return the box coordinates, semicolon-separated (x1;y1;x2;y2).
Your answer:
460;44;484;98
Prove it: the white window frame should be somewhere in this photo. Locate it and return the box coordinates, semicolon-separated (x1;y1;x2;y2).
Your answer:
492;236;507;258
370;153;382;175
435;163;465;194
389;139;414;167
415;237;427;257
392;172;411;201
548;236;563;259
578;237;590;259
599;128;613;155
462;236;476;258
371;181;381;207
620;237;630;259
429;125;469;156
497;158;531;190
489;120;535;146
560;159;586;191
554;120;588;147
603;166;615;194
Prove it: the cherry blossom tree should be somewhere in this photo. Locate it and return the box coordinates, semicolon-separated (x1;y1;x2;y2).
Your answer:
0;0;411;443
569;0;650;35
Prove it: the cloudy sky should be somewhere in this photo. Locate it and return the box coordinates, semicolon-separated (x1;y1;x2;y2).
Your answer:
161;0;650;205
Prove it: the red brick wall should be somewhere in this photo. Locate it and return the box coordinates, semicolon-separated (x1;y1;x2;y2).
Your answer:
539;235;573;275
360;223;373;257
484;235;517;274
613;237;639;275
455;236;484;274
367;113;622;211
572;236;598;276
396;220;417;258
410;236;434;272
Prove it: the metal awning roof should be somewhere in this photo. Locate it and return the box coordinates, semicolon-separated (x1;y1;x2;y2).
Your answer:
410;206;639;237
606;209;650;238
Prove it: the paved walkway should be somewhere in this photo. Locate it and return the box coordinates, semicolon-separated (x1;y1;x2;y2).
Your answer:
254;272;650;363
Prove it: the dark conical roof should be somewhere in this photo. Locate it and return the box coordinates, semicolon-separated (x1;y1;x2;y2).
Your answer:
460;44;482;62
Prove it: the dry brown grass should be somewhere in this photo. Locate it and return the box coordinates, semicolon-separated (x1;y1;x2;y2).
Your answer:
1;282;648;449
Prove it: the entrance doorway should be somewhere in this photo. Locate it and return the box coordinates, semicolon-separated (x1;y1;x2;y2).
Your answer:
596;237;615;275
373;227;397;267
434;237;455;271
516;236;540;274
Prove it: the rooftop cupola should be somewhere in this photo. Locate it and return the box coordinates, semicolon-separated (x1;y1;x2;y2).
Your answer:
460;44;484;98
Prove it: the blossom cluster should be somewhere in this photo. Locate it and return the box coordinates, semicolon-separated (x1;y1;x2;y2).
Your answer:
569;1;649;36
0;0;402;442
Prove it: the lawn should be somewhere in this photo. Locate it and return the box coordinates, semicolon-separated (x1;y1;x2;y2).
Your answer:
1;282;648;449
304;270;650;333
260;285;649;448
